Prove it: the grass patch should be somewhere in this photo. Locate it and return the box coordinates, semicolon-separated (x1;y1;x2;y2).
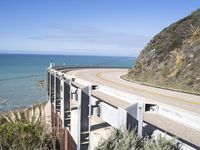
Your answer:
122;75;200;95
0;122;55;150
167;48;186;78
0;104;56;150
189;24;200;44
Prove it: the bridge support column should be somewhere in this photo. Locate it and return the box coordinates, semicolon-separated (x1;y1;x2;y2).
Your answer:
55;74;61;112
137;103;144;138
54;73;57;111
46;70;50;100
50;72;56;135
53;73;61;136
77;86;92;150
126;103;144;138
50;72;54;103
60;78;71;129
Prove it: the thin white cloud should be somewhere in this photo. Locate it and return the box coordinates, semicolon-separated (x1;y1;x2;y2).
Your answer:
28;24;150;49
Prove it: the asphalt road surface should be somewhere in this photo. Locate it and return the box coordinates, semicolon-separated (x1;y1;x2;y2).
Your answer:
67;69;200;114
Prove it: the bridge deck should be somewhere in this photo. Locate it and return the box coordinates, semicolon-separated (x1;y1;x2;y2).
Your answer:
71;79;200;147
49;67;200;148
144;113;200;148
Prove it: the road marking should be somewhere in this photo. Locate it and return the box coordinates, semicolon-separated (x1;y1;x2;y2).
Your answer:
96;71;200;106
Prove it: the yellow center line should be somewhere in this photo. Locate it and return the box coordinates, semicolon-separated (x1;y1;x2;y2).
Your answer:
96;71;200;106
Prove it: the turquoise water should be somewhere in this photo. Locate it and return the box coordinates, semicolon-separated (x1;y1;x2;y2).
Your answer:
0;54;136;111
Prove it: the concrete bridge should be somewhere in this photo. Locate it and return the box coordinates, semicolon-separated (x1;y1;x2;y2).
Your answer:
46;64;200;150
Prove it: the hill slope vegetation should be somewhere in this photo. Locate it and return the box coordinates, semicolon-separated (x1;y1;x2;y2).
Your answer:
127;9;200;94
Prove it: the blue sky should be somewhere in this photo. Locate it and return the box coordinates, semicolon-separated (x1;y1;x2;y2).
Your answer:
0;0;200;56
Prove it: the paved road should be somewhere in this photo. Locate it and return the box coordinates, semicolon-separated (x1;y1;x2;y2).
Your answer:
67;69;200;114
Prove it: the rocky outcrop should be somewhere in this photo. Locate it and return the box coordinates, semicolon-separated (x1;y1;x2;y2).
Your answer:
127;9;200;94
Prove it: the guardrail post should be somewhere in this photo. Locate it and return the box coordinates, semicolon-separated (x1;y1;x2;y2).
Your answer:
60;78;71;129
77;86;91;150
137;103;144;138
126;103;144;138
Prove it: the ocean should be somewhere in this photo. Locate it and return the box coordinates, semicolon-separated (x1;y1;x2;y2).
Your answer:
0;54;136;111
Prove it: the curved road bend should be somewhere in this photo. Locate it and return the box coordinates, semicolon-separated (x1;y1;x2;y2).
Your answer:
67;69;200;114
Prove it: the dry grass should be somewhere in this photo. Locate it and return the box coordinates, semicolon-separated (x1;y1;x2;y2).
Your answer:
0;104;56;150
3;104;46;126
189;24;200;44
167;48;186;78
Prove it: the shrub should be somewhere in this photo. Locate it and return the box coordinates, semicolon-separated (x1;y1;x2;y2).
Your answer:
189;24;200;44
143;134;177;150
0;106;56;150
96;129;180;150
0;122;55;150
96;129;142;150
168;48;186;78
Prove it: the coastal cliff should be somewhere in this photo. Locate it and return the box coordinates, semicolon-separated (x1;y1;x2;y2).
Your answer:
127;9;200;94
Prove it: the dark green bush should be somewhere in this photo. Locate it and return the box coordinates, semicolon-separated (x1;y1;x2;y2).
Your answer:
0;122;55;150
